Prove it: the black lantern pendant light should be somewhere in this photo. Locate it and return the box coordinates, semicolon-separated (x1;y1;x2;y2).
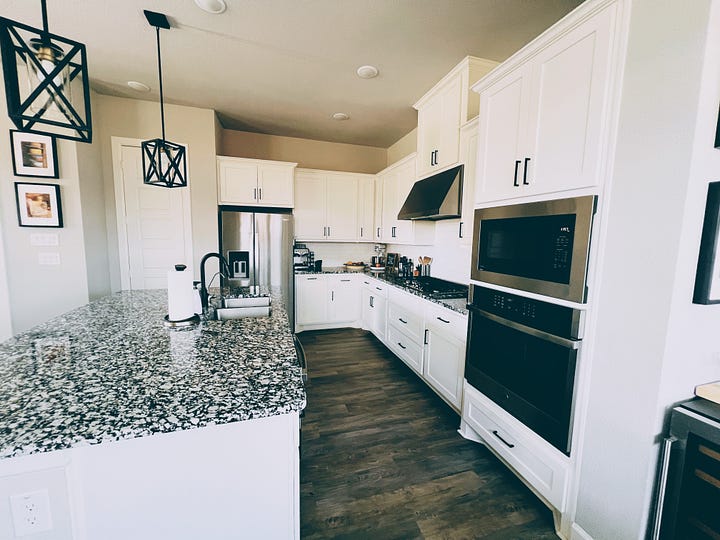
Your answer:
0;0;92;142
141;10;187;188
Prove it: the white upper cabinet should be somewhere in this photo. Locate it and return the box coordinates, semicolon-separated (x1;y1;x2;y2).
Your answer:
414;56;498;179
474;3;616;203
294;168;374;242
217;156;296;207
376;154;434;246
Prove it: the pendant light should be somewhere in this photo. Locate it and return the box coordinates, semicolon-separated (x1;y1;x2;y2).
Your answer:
0;0;92;142
141;10;187;188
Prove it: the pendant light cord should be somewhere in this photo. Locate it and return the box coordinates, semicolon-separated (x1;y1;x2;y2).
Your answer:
155;26;166;142
40;0;49;39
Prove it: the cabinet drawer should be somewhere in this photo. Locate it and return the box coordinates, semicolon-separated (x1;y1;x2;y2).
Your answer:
462;383;568;510
388;301;424;343
424;303;467;341
387;326;423;375
360;277;389;298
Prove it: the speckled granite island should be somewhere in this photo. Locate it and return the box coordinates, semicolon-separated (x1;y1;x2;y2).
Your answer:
0;289;304;540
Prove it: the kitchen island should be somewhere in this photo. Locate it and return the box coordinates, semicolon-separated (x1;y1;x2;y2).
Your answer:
0;289;305;539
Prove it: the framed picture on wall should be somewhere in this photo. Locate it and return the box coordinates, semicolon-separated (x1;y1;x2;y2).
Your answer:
693;181;720;303
9;130;59;178
14;182;63;228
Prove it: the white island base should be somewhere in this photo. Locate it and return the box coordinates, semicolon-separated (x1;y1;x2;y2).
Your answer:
0;412;300;540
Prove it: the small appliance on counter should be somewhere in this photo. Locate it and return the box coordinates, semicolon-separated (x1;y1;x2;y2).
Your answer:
385;253;399;276
293;243;314;272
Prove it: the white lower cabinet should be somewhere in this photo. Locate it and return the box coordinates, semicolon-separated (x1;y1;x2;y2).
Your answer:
387;290;426;376
423;304;467;410
387;325;424;375
361;277;387;342
295;274;360;330
461;382;569;512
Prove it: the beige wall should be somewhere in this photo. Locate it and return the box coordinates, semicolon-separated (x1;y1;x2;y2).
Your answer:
0;219;12;341
386;128;417;166
221;130;387;174
0;80;92;332
95;95;219;287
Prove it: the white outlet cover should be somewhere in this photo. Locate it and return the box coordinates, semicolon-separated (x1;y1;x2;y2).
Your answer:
38;252;61;266
30;233;59;247
10;490;53;536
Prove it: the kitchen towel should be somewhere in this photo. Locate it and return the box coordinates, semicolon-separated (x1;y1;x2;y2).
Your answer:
167;265;195;321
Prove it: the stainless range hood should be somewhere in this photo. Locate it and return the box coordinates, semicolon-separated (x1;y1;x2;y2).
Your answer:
397;165;463;221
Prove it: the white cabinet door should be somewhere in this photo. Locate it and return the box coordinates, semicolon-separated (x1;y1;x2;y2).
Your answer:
294;171;327;240
392;158;415;243
325;176;358;241
416;75;462;178
258;164;294;207
357;177;375;241
373;176;384;241
424;323;465;410
361;286;372;330
525;6;613;196
475;66;531;204
371;293;387;342
327;275;360;323
295;275;327;325
475;4;614;203
218;160;258;205
381;168;398;243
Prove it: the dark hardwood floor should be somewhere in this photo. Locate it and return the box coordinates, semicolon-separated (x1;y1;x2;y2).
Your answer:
298;328;558;539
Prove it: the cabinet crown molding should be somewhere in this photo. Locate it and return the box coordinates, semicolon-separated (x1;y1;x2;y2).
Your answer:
413;56;499;110
217;155;298;168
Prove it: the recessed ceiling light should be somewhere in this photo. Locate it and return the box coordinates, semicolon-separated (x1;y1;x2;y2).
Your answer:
127;81;150;92
194;0;227;14
356;65;379;79
332;112;349;121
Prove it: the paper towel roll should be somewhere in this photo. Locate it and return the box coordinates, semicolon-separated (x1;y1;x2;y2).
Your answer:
167;265;195;321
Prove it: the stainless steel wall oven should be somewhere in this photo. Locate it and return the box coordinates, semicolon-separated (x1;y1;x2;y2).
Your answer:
471;195;597;303
465;285;583;455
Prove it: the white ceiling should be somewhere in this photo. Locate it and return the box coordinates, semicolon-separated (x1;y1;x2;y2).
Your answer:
1;0;583;148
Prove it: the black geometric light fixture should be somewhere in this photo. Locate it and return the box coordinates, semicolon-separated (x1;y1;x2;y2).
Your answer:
141;10;187;188
0;0;92;143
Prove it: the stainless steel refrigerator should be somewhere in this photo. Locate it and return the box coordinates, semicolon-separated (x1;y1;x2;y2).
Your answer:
218;207;295;328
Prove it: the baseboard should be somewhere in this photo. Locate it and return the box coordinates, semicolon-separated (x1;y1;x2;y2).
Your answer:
570;523;594;540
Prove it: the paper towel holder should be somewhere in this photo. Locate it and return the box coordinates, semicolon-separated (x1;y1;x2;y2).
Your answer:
165;263;200;328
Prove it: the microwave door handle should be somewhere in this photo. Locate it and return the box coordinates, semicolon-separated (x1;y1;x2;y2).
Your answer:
468;306;580;350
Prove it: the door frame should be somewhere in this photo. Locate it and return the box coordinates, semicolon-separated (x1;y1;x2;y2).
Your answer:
111;136;193;290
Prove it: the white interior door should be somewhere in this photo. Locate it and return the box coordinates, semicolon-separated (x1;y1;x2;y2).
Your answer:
115;141;193;290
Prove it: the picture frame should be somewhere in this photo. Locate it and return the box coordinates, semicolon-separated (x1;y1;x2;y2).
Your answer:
14;182;63;228
693;181;720;304
9;130;59;178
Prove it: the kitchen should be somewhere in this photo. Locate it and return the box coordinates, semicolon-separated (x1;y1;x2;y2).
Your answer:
1;0;720;539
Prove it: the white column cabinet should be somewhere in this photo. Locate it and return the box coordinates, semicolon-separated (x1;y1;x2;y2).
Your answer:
357;177;375;241
217;156;297;207
474;3;615;203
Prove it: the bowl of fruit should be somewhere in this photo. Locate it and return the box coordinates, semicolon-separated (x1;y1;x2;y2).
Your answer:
343;261;366;272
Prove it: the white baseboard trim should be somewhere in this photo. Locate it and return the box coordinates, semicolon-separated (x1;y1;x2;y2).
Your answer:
570;523;594;540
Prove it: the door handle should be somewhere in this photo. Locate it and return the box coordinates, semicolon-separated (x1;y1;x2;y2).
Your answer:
513;160;521;187
523;157;530;185
424;329;429;345
492;430;515;449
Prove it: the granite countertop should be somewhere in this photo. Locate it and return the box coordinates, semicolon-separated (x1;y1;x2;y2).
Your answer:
0;288;305;460
296;267;469;315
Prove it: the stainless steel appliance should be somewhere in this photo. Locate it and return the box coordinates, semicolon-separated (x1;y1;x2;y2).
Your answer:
465;284;583;454
218;206;295;327
398;165;463;220
471;195;597;303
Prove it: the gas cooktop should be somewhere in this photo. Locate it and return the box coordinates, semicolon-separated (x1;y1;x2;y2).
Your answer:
391;276;468;300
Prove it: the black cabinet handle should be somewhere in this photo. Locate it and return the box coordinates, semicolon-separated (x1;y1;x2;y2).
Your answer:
492;430;515;448
258;187;263;199
377;227;381;238
363;281;369;285
341;279;351;282
307;277;317;280
331;291;334;301
253;187;258;199
397;342;407;350
398;317;407;324
424;329;429;345
392;226;396;238
370;296;374;308
375;287;383;291
360;227;363;237
328;226;331;237
430;149;439;167
459;222;464;239
513;160;521;187
523;157;530;185
437;317;450;324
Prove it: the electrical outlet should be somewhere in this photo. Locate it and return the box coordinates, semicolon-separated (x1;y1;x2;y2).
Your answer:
9;490;53;537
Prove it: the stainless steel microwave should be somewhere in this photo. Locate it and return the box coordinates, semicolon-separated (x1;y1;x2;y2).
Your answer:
470;195;597;303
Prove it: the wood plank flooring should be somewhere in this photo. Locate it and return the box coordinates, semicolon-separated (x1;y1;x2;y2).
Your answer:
298;328;558;539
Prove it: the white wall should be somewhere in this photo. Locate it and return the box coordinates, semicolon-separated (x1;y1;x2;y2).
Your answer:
573;1;715;538
0;222;12;341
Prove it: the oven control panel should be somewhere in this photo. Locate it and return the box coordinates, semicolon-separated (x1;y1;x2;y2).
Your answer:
470;285;583;339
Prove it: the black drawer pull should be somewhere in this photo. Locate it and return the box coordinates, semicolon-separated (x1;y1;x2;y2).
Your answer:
307;277;317;280
376;287;383;291
492;430;515;449
397;342;406;350
437;317;450;324
341;279;351;282
398;317;407;324
523;157;530;185
363;281;369;284
513;160;521;187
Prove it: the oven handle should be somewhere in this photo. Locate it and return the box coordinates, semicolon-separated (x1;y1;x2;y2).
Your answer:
468;305;581;350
